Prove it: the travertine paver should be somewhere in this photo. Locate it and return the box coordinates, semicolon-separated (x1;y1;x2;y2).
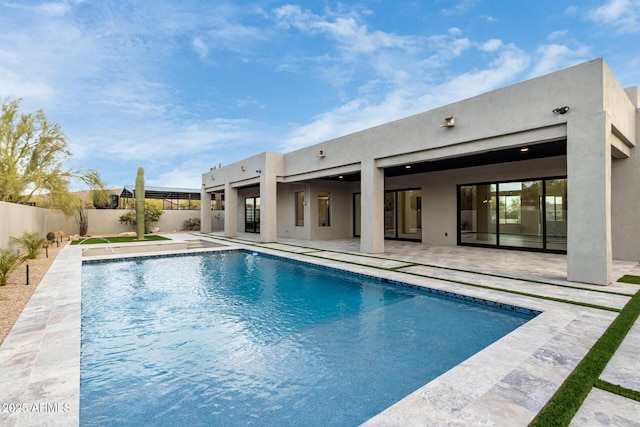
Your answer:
570;388;640;427
600;316;640;392
260;242;324;254
307;250;413;269
0;244;81;427
401;264;632;310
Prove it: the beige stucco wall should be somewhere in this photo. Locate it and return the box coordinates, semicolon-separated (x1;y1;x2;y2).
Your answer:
1;204;204;249
611;97;640;261
277;183;310;240
0;202;47;250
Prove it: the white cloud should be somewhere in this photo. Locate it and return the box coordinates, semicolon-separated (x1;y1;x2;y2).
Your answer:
432;45;530;103
273;5;420;56
147;161;207;189
527;44;592;78
481;15;498;22
588;0;640;32
37;2;72;16
192;37;209;59
440;0;480;16
481;39;503;52
548;30;568;40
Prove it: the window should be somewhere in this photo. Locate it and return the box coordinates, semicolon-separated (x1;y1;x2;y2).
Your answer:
497;195;521;224
496;182;522;225
318;191;331;227
244;197;260;233
545;196;565;221
295;191;304;227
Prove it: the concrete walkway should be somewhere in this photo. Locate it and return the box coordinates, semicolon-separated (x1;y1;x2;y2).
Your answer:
0;233;638;426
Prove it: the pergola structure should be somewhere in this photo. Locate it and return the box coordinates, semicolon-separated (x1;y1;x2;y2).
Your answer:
120;185;202;210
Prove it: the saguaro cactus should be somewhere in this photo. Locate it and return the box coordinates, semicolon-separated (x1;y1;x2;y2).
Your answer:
135;167;145;240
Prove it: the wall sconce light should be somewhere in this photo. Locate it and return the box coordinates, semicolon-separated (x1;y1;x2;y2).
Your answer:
317;149;326;157
440;116;455;127
240;165;246;171
552;106;570;115
256;169;262;174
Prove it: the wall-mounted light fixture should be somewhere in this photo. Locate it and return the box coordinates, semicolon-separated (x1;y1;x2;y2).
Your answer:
520;147;529;152
440;116;455;127
209;168;215;179
317;150;326;157
256;169;262;174
552;106;570;115
405;165;412;169
240;165;246;171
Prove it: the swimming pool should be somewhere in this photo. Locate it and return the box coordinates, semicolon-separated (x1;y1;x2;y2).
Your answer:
80;250;532;426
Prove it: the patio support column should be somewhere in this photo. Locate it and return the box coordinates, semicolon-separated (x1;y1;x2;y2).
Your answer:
200;189;212;233
360;158;384;253
224;183;238;237
260;169;277;242
567;111;612;285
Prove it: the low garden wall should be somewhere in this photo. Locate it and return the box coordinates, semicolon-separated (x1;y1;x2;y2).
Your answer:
0;202;223;250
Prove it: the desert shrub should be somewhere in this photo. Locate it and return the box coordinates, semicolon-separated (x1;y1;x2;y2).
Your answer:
182;217;201;231
119;202;164;233
11;232;47;260
0;249;24;286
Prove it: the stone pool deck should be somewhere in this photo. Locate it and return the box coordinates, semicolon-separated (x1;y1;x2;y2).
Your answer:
0;233;638;426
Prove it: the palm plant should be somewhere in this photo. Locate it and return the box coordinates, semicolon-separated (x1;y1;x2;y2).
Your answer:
11;232;47;260
0;249;24;286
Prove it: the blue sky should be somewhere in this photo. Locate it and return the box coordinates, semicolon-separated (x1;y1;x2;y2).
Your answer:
1;0;639;189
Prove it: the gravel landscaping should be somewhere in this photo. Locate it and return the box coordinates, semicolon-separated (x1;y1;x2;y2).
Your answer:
0;242;63;344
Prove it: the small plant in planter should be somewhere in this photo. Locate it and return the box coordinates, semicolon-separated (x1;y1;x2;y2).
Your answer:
11;232;47;260
0;249;24;286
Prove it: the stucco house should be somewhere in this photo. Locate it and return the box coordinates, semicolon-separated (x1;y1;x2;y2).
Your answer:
201;58;639;286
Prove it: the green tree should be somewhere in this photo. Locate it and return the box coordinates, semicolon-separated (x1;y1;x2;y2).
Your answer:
0;97;108;215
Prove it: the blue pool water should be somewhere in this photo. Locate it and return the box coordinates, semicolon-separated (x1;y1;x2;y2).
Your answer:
80;251;530;426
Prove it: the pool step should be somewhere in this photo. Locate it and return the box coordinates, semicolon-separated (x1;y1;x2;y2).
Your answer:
185;240;206;249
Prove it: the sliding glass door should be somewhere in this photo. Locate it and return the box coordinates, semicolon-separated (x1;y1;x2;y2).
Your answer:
458;178;567;252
